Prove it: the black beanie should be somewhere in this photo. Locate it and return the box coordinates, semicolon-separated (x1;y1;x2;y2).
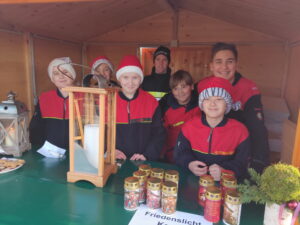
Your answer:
153;46;171;63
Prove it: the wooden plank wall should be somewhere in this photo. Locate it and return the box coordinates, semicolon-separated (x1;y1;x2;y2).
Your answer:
284;45;300;123
87;10;286;97
0;31;30;111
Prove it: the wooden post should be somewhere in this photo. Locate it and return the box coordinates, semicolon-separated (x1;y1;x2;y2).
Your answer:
69;92;75;172
98;94;105;177
23;32;35;118
292;108;300;167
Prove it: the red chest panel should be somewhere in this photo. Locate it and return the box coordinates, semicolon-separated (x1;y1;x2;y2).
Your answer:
39;90;69;119
182;117;248;155
116;89;158;124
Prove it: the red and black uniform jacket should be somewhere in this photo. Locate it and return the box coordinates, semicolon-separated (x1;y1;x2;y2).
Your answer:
116;89;165;160
174;114;250;179
141;67;171;100
159;91;201;163
228;72;270;172
29;89;69;149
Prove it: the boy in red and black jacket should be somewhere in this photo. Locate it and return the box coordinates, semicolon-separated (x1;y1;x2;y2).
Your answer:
174;76;250;181
115;55;165;161
205;42;270;173
159;70;200;163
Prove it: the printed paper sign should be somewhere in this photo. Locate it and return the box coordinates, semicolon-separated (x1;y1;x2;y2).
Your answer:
128;204;212;225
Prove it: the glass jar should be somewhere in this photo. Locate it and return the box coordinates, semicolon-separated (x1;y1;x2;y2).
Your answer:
198;174;214;207
165;170;179;187
204;186;222;223
139;164;151;177
161;181;177;214
124;177;140;211
133;170;147;203
221;176;237;204
150;168;164;180
147;177;161;209
223;190;241;225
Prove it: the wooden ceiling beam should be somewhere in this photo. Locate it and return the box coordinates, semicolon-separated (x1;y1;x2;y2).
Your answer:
0;0;103;4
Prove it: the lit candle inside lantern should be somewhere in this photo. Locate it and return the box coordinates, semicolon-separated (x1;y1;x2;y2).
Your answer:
5;127;16;147
84;124;100;168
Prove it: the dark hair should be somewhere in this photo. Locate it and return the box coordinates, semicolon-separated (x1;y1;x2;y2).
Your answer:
170;70;193;89
211;42;238;60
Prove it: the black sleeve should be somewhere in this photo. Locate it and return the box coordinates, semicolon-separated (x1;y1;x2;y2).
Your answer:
29;102;46;146
158;93;170;118
218;137;250;180
143;106;166;161
174;132;196;169
243;95;270;172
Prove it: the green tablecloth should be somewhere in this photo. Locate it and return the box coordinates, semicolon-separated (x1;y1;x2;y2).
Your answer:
0;150;264;225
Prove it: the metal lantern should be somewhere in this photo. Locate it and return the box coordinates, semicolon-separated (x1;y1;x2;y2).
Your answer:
0;92;31;156
62;86;118;187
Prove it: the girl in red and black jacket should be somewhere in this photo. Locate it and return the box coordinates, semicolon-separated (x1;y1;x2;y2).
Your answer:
174;76;250;181
159;70;200;163
29;57;76;150
115;55;165;161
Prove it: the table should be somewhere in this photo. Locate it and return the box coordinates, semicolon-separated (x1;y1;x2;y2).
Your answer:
0;149;264;225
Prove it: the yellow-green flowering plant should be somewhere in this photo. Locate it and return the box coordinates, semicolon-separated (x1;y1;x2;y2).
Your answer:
238;163;300;224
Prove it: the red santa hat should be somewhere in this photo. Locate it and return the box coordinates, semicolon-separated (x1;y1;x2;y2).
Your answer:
197;76;240;114
90;56;114;74
116;55;144;82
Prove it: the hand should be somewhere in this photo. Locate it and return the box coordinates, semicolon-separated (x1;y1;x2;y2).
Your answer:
115;149;127;160
130;154;146;161
188;161;207;176
209;164;223;181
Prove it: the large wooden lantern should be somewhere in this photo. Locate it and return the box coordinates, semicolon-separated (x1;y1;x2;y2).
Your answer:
0;92;31;157
63;86;118;187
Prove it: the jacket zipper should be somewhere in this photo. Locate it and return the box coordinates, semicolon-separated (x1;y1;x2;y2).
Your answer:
127;101;131;124
207;128;213;154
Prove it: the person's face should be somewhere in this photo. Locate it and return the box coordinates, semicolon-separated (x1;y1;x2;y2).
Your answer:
119;72;141;99
172;81;194;105
210;50;237;83
51;66;74;89
202;96;226;119
95;63;112;80
154;54;169;74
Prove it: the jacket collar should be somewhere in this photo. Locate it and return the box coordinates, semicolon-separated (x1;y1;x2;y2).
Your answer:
201;112;228;128
232;72;242;86
167;90;199;111
119;89;139;101
151;67;171;76
56;88;69;99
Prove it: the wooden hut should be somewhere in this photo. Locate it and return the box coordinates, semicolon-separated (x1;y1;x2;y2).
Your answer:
0;0;299;165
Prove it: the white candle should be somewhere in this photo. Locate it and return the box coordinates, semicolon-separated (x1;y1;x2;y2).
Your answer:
83;124;100;168
5;127;16;147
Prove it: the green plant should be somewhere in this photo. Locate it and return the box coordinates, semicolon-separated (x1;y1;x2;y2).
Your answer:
238;163;300;205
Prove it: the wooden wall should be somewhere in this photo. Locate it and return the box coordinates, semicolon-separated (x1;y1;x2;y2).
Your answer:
0;30;31;112
88;10;286;97
284;44;300;123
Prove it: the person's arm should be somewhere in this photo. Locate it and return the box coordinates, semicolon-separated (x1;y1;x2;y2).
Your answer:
243;94;270;172
29;101;46;146
142;106;166;161
174;132;197;169
218;136;251;179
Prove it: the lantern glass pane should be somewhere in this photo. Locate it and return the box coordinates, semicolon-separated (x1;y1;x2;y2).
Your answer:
72;92;108;174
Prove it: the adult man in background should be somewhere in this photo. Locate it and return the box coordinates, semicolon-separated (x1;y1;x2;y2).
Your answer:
141;46;172;100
